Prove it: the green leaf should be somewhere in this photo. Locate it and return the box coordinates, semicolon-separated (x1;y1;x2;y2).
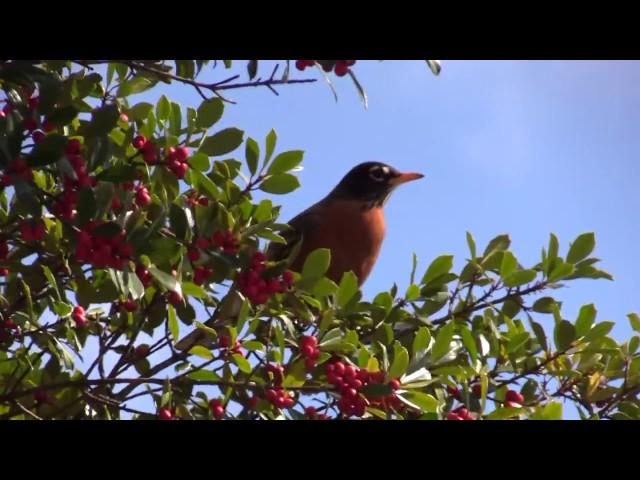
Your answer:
431;322;456;363
566;232;595;264
336;271;359;308
412;327;431;357
575;304;597;337
169;204;189;241
405;284;421;301
149;266;180;294
156;95;171;122
530;320;548;351
301;248;331;279
27;134;66;167
389;346;410;379
245;138;259;176
532;297;557;314
53;301;73;317
503;269;537;287
422;255;454;285
181;282;207;299
555;320;576;350
459;325;478;362
265;128;277;165
188;370;220;382
584;321;615;342
500;251;518;277
86;104;120;137
540;401;562;420
117;76;155;97
129;102;153;121
232;354;252;374
548;261;575;282
283;359;307;388
267;150;304;175
399;392;438;413
168;305;179;341
259;173;300;194
486;407;523;420
125;269;145;300
76;188;97;225
188;152;210;172
628;313;640;333
199;128;244;156
196;99;224;129
483;234;510;257
466;231;477;259
189;345;213;360
41;265;61;301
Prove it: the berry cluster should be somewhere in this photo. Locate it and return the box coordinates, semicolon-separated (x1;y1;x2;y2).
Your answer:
447;406;476;421
136;264;153;287
325;360;402;418
0;317;19;342
265;387;295;409
211;230;240;254
193;265;214;285
185;191;209;208
75;221;133;270
135;184;151;207
20;220;46;243
1;157;33;188
304;406;330;420
295;60;356;77
132;136;190;179
0;240;8;276
236;252;294;305
50;140;98;221
209;398;225;420
71;306;88;327
218;334;244;358
299;335;321;370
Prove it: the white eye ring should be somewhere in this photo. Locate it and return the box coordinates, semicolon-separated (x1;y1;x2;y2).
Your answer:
369;166;386;182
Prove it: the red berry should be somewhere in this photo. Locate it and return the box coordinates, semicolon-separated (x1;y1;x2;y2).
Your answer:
72;305;85;318
135;187;151;207
134;344;150;358
43;120;56;132
198;197;209;206
158;408;173;420
334;362;345;376
195;237;210;249
23;117;37;131
453;406;469;419
389;379;401;391
66;138;82;155
447;412;463;420
295;60;308;71
123;299;138;312
447;385;461;398
471;383;482;396
304;406;317;418
174;146;189;162
32;130;45;144
212;405;225;419
334;61;349;77
504;400;522;409
0;268;8;276
301;344;315;358
132;135;147;149
168;290;183;306
187;249;200;262
505;390;525;405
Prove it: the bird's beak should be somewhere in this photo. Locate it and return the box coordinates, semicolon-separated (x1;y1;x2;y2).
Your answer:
390;172;425;186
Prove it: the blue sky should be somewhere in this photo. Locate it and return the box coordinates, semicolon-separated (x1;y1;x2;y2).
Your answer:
89;60;640;418
157;60;639;338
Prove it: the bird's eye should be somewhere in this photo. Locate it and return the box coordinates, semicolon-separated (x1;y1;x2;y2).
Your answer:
369;166;386;182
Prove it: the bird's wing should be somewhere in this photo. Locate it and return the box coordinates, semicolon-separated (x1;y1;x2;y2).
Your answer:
266;203;323;263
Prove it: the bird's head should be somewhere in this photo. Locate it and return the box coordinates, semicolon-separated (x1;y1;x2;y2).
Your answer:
329;161;424;206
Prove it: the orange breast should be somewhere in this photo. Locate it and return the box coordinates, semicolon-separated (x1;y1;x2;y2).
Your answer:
290;201;386;286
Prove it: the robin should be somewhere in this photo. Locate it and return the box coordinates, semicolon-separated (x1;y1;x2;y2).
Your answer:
175;161;423;351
